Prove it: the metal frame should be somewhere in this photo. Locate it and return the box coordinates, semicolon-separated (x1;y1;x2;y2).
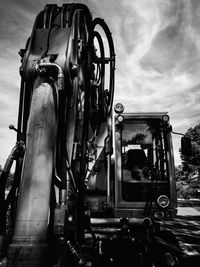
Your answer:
114;113;177;219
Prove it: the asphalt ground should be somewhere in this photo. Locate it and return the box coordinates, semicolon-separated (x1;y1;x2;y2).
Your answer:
160;199;200;266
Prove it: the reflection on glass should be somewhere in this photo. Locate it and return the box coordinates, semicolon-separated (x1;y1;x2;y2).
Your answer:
121;120;170;202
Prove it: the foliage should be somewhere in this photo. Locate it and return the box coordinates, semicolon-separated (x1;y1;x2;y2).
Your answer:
176;123;200;199
185;123;200;166
5;173;14;189
0;165;14;189
176;165;200;199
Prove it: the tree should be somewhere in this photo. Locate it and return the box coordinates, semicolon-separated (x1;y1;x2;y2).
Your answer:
185;123;200;166
176;124;200;199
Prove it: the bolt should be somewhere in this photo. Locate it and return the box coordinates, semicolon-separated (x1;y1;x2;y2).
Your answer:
71;64;78;77
39;67;47;74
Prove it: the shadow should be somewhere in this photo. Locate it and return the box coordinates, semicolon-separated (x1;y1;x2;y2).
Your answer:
178;199;200;207
182;255;200;267
160;214;200;258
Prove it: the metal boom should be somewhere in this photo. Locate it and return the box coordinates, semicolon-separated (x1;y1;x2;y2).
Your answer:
0;3;115;266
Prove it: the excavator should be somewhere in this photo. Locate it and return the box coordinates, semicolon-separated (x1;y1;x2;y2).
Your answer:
0;3;192;267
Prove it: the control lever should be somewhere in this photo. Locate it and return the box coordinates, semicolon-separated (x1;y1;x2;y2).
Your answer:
9;124;24;141
9;124;19;133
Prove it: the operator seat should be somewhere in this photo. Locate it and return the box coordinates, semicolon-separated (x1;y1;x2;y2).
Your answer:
126;149;147;170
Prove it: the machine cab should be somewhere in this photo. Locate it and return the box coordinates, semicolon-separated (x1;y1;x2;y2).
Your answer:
114;110;177;220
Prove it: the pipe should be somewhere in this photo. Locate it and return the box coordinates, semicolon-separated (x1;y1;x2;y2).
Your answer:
7;78;56;267
36;61;68;205
104;114;113;204
36;62;65;92
106;154;111;203
90;218;144;227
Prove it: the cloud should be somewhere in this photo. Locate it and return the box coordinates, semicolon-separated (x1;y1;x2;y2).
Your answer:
1;0;200;166
112;0;200;165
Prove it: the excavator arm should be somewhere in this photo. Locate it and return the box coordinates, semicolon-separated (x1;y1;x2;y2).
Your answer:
0;3;115;266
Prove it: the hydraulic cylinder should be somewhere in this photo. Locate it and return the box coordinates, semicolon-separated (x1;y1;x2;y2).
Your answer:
7;79;56;267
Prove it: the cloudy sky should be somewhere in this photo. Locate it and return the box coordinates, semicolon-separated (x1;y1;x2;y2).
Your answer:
0;0;200;166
